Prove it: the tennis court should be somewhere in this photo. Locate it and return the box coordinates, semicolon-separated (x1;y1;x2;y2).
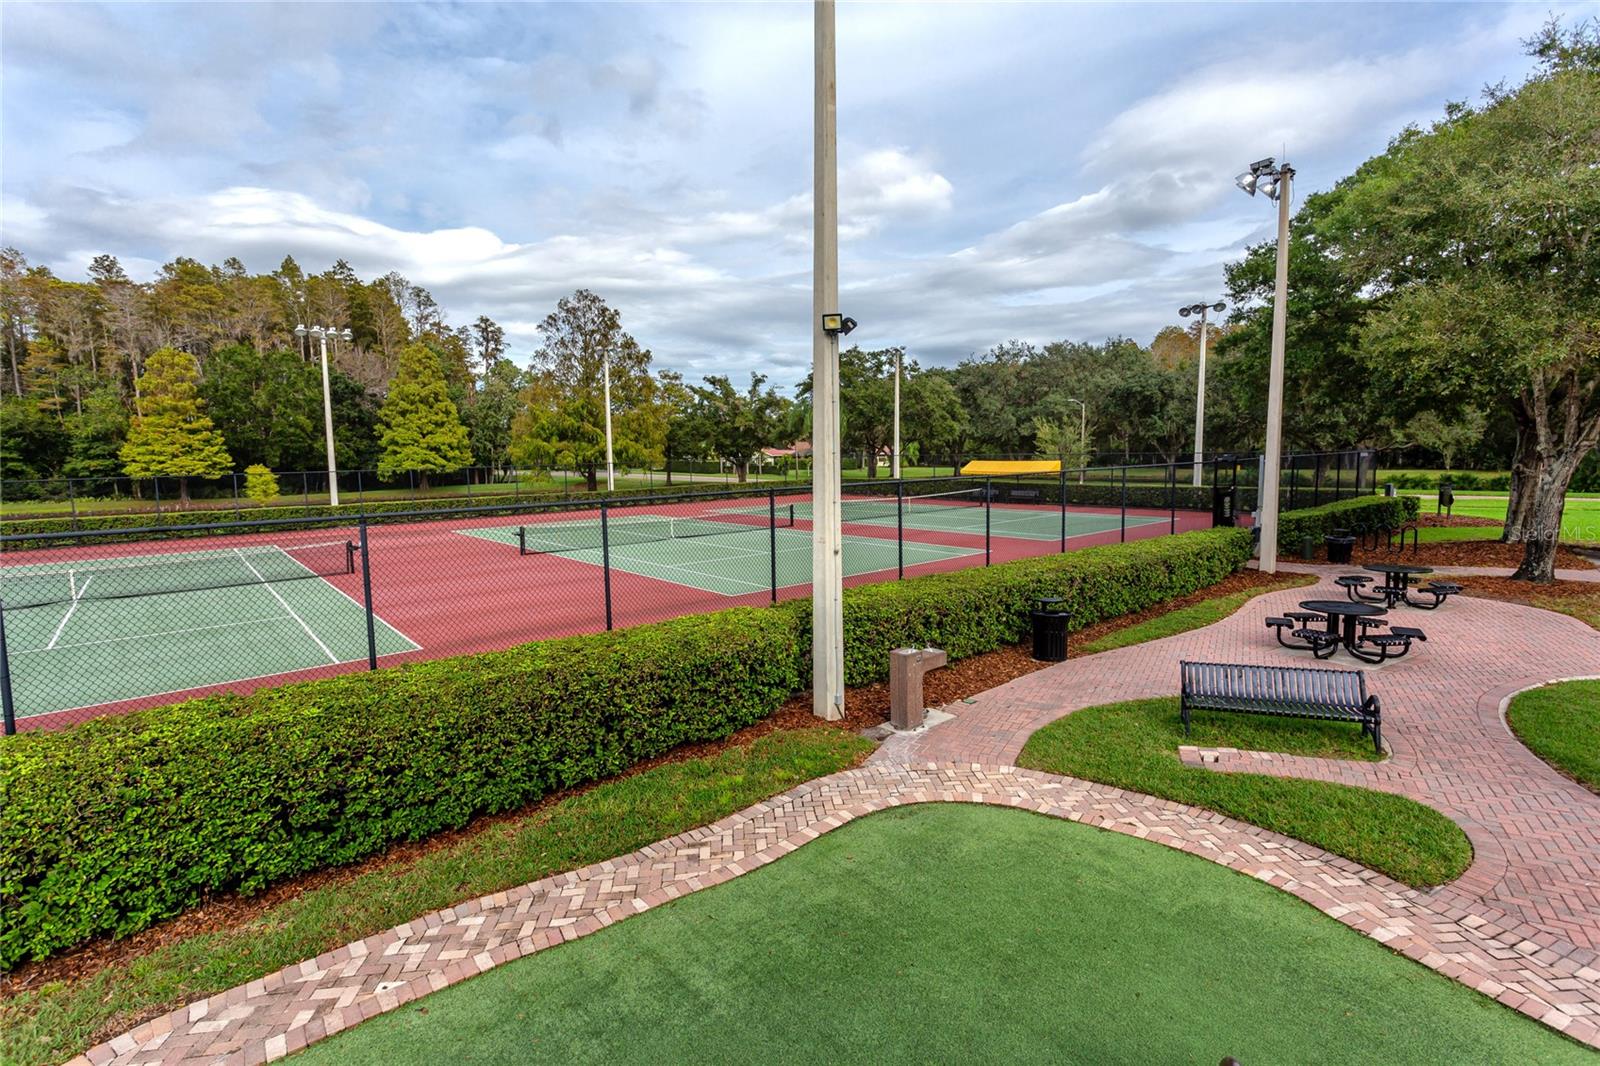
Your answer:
0;542;418;719
729;487;1168;542
458;513;980;596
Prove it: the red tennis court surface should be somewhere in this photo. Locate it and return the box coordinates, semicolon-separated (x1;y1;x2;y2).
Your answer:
5;492;1214;730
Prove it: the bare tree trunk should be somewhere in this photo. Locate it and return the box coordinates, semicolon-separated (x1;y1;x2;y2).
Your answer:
585;467;598;492
179;477;191;507
1502;402;1537;542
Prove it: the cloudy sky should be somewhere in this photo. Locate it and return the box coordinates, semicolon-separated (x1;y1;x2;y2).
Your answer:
3;1;1593;386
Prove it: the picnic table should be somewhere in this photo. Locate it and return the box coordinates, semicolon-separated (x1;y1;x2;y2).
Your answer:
1300;599;1385;656
1266;599;1427;663
1338;563;1461;610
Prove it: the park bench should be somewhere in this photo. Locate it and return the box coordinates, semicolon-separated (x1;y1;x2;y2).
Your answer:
1008;487;1042;503
1179;660;1383;753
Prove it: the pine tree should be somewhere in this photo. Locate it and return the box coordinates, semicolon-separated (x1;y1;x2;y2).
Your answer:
377;342;472;489
119;347;232;505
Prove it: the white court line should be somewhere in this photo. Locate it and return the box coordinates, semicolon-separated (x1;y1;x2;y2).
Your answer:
233;549;339;664
18;616;289;655
45;575;91;650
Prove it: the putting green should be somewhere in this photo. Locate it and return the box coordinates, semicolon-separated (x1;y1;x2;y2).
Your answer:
2;546;416;718
459;521;978;596
292;805;1587;1065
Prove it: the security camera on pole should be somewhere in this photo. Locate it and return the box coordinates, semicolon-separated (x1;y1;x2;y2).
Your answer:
294;323;352;507
1178;300;1226;487
1234;157;1294;574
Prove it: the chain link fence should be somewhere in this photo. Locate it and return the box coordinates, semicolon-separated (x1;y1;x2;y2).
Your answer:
0;450;1373;733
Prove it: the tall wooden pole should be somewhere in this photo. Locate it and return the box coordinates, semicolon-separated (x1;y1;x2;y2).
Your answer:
1191;304;1208;488
1257;165;1293;573
812;0;845;721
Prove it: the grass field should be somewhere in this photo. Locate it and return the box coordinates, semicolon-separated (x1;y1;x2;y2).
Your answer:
1076;574;1317;655
291;805;1584;1065
0;730;872;1066
1409;493;1600;543
1506;680;1600;793
1018;697;1471;887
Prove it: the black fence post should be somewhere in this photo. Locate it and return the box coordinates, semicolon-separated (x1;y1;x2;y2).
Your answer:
1120;465;1128;543
153;478;162;522
769;488;778;602
231;472;241;520
68;478;79;531
896;478;905;579
1059;466;1067;553
0;602;16;735
601;501;614;631
359;519;378;670
984;477;992;566
1169;462;1177;535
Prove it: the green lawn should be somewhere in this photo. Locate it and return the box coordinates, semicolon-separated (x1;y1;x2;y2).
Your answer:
1018;698;1471;887
1076;574;1316;655
1408;493;1600;544
1506;679;1600;793
0;729;871;1066
291;805;1585;1066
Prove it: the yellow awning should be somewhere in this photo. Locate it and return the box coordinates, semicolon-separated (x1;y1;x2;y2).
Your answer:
959;460;1061;476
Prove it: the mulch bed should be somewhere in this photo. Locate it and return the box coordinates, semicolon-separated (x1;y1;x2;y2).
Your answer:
0;567;1296;998
1458;576;1600;613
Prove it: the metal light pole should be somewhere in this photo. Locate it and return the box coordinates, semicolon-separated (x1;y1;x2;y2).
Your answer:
891;347;901;480
1065;397;1086;484
1235;158;1294;573
296;324;350;507
602;351;615;492
1179;300;1226;487
812;0;846;722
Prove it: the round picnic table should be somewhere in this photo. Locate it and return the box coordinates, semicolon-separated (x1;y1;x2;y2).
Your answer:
1362;562;1435;607
1299;599;1386;652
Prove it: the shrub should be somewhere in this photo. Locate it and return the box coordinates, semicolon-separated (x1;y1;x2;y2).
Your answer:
1276;494;1420;551
0;526;1252;967
242;465;279;507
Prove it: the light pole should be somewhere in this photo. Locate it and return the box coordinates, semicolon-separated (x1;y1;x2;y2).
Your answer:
1179;300;1226;487
891;347;902;480
295;324;351;507
812;0;847;722
602;350;615;492
1235;157;1294;573
1064;397;1086;484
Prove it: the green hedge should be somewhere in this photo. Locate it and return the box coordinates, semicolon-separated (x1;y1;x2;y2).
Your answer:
1276;494;1421;550
0;527;1251;968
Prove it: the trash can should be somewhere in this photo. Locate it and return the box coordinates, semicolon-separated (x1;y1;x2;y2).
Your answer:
1325;531;1356;564
1031;597;1070;663
1383;483;1397;498
1300;535;1317;561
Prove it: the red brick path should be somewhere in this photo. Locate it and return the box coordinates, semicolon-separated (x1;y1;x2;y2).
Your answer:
76;576;1600;1064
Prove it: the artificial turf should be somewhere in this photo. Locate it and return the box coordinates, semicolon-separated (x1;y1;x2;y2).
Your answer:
290;805;1586;1065
1506;679;1600;793
1017;697;1472;888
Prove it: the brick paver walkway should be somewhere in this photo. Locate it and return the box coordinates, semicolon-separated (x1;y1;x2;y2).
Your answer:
77;576;1600;1064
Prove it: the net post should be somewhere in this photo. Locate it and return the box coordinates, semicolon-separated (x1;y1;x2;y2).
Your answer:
0;601;16;735
518;526;527;556
896;478;904;579
1059;466;1067;553
1120;465;1128;543
601;501;614;631
358;519;378;671
769;488;778;603
984;477;992;566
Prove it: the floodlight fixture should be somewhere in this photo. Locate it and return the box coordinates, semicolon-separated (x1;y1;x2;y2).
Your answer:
294;324;307;337
340;328;353;341
1235;171;1258;197
821;313;857;336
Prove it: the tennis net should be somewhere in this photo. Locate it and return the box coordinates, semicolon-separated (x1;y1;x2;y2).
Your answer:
840;487;986;524
518;511;794;556
0;541;356;611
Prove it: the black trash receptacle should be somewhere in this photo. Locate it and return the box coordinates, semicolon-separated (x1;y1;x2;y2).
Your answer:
1325;534;1356;564
1031;597;1070;663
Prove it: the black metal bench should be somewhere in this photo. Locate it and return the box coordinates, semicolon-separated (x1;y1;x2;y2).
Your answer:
1008;488;1042;503
1179;661;1383;753
1408;581;1462;610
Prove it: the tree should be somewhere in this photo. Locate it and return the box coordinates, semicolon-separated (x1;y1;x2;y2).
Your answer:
376;343;472;489
62;386;128;482
244;464;280;506
690;373;787;482
658;369;709;486
514;290;661;490
199;343;320;471
464;359;524;472
471;316;507;372
1319;19;1600;580
901;370;966;467
119;347;232;504
1399;409;1488;471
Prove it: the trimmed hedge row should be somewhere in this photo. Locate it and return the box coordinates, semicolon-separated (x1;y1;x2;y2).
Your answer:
0;526;1252;968
1277;494;1422;550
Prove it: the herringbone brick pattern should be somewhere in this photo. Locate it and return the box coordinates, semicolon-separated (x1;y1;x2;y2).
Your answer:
76;572;1600;1064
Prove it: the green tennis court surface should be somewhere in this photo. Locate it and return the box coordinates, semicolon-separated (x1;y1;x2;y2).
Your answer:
1;545;417;718
459;519;979;596
729;493;1167;541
